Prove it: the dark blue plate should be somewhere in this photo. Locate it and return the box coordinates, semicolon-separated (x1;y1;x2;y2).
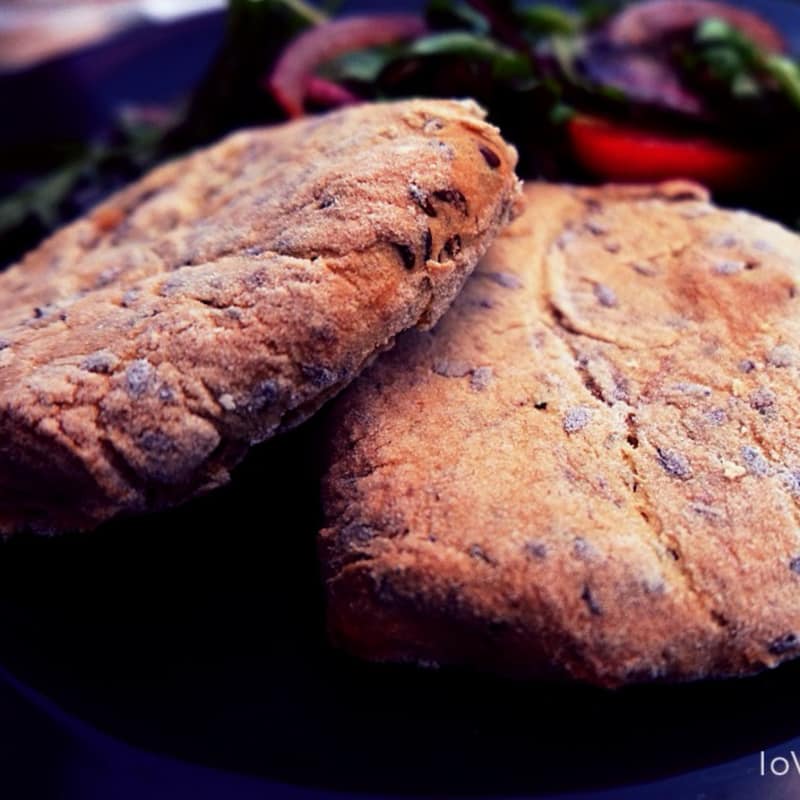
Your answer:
2;4;800;799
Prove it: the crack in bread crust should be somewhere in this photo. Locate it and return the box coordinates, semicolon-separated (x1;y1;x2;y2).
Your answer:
543;288;726;634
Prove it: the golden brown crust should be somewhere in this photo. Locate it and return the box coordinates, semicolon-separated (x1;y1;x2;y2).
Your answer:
321;181;800;687
0;99;521;533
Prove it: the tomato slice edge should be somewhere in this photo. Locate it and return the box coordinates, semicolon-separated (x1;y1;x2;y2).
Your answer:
567;114;767;190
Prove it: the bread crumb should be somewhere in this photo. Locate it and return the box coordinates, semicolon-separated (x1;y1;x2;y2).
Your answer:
722;460;747;479
218;393;236;411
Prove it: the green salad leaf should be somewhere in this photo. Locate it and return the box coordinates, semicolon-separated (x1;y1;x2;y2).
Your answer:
427;0;490;34
319;45;401;84
693;17;800;110
517;4;582;36
408;31;532;78
764;54;800;108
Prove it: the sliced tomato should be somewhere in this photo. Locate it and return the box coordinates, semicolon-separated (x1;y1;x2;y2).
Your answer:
566;114;769;191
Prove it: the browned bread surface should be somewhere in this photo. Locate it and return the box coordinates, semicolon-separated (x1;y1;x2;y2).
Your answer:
321;181;800;687
0;99;521;533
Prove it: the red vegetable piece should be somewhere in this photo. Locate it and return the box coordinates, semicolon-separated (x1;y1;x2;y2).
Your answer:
305;76;361;110
268;15;427;118
607;0;786;53
567;114;768;191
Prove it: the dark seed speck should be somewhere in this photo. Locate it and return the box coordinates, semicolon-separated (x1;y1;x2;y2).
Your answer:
301;364;336;388
749;387;776;414
121;289;140;307
139;429;174;454
741;445;769;476
479;145;501;168
249;379;279;411
469;366;493;391
657;448;692;480
409;183;437;217
563;406;591;433
82;351;119;374
585;219;608;236
441;234;461;260
632;261;658;276
581;585;603;616
769;633;799;655
393;242;416;269
525;541;547;559
340;522;374;547
468;544;495;564
125;359;154;398
782;470;800;496
593;283;617;307
433;188;468;215
574;537;597;560
767;345;794;367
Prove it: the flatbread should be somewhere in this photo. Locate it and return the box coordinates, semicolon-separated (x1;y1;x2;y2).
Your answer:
321;181;800;686
0;99;520;533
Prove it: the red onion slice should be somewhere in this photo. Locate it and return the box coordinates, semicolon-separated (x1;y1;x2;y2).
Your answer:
267;15;427;118
607;0;786;53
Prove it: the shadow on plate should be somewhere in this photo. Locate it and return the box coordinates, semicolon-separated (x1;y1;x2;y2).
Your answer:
0;410;798;796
